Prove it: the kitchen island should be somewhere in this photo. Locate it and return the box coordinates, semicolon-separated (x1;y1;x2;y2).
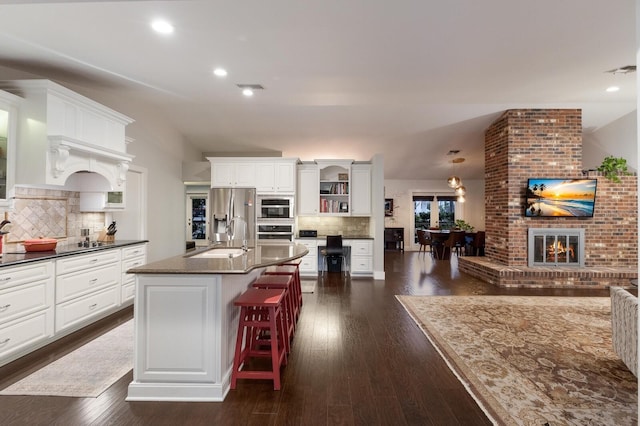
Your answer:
125;240;308;402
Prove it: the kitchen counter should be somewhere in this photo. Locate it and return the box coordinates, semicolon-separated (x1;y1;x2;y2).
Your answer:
126;240;308;403
128;240;308;274
0;240;149;267
296;235;374;240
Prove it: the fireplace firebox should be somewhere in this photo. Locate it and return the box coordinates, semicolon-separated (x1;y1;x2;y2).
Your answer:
528;228;585;267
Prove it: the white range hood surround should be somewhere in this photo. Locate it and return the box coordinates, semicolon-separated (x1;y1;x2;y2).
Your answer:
0;79;134;190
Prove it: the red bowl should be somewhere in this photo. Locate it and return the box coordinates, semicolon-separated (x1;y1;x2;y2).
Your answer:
23;238;58;252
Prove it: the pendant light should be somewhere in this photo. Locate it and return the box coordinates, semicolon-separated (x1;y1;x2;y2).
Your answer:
455;185;466;196
447;157;465;189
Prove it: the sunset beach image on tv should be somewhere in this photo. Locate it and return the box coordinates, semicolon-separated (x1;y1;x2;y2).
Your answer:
525;178;597;217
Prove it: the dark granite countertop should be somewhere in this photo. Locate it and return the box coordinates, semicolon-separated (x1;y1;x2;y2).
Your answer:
128;240;308;275
296;235;374;240
0;240;149;268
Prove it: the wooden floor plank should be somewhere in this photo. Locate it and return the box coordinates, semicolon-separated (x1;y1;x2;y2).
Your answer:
0;251;611;425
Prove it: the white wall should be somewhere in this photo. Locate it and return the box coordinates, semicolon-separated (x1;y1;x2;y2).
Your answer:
582;111;637;172
383;178;485;251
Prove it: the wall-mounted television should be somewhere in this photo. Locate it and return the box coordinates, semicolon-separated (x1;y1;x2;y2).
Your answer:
525;178;597;217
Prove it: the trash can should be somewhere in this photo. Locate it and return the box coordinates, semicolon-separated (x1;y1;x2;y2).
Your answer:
327;256;342;273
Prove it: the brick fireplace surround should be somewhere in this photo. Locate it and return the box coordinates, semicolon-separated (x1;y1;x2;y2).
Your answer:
458;109;638;288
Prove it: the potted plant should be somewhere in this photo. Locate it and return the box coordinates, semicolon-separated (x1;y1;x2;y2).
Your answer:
597;156;630;183
454;219;474;232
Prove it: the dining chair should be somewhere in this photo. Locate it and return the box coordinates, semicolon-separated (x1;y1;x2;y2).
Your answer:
470;231;485;256
417;230;432;255
444;231;467;257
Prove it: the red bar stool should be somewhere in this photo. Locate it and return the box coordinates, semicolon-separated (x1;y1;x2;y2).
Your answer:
272;261;303;311
231;288;288;391
252;274;295;351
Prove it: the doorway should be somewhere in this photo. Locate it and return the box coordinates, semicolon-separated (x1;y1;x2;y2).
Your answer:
186;193;208;246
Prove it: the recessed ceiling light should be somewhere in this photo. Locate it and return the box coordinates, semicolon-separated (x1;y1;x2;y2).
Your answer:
151;19;174;34
213;68;228;77
242;88;254;97
606;86;620;92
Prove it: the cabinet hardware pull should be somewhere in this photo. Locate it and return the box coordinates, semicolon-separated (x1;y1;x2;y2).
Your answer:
89;303;98;309
89;278;98;284
0;338;10;345
0;277;11;282
0;304;11;311
89;258;99;263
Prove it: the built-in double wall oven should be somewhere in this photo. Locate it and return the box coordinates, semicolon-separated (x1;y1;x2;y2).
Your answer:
256;195;295;241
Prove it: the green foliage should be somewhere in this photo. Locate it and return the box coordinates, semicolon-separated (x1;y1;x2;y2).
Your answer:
597;156;630;183
454;219;474;232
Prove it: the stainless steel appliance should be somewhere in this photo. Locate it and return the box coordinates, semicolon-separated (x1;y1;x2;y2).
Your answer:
209;187;256;245
256;223;294;241
257;196;294;220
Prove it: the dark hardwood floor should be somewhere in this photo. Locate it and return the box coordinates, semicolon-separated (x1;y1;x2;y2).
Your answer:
0;251;610;426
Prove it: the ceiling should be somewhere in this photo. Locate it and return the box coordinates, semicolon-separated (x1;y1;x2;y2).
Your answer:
0;0;636;180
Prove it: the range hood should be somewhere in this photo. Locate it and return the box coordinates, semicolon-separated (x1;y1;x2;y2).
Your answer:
0;79;134;190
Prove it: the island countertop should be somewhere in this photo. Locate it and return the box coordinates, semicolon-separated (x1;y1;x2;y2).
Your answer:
127;240;308;275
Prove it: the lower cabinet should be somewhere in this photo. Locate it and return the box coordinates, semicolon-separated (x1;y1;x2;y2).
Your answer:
0;242;147;367
0;261;55;366
295;239;318;277
344;239;373;276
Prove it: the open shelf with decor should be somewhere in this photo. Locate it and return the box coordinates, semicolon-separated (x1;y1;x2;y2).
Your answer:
317;160;352;215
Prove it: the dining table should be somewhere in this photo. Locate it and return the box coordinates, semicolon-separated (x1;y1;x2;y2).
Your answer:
426;230;452;260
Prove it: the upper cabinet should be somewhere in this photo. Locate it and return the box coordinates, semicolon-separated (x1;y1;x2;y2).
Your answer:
351;163;371;216
297;162;319;215
317;160;353;215
208;157;297;193
0;89;21;208
0;80;134;190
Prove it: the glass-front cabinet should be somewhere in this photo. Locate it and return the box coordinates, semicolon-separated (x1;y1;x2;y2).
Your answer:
0;89;21;207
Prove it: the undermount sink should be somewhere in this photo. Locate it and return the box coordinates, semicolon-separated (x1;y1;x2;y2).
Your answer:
189;248;250;259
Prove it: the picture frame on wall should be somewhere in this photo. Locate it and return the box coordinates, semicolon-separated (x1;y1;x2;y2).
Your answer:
385;198;393;216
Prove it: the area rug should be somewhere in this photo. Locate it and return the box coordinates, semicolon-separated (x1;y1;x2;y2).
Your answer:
0;319;133;398
395;296;637;426
301;279;316;293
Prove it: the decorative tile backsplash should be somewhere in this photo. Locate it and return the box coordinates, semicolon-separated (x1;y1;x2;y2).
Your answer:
296;216;370;237
5;186;106;248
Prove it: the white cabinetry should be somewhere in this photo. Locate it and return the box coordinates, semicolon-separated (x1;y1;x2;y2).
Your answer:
0;80;134;190
55;250;121;333
350;163;372;216
0;261;54;366
297;163;319;215
295;239;318;276
209;160;256;187
344;239;373;276
255;159;297;194
121;244;147;304
0;89;21;208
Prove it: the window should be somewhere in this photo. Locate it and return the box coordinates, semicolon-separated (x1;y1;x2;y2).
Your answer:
438;196;457;229
413;195;433;242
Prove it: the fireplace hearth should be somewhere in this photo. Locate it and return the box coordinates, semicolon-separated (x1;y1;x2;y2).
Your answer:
528;228;585;267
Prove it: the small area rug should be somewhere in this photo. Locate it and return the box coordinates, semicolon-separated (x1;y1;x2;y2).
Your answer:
301;279;316;293
396;295;637;426
0;319;133;398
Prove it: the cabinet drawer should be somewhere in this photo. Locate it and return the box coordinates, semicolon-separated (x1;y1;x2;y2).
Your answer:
122;256;146;274
350;256;373;273
122;244;146;260
0;280;53;324
348;240;373;256
55;286;119;333
0;261;54;291
56;263;120;303
299;255;318;272
295;239;318;250
56;250;121;275
0;311;53;360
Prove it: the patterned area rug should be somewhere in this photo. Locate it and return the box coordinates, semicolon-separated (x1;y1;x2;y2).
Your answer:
0;319;133;398
396;296;637;426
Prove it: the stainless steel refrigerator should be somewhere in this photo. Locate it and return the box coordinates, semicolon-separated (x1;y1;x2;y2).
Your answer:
208;187;256;245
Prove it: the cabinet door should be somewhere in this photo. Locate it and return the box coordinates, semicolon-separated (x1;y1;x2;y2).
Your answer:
211;162;234;186
233;163;256;187
275;162;295;193
297;165;319;215
351;164;371;216
255;162;275;192
0;90;20;207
